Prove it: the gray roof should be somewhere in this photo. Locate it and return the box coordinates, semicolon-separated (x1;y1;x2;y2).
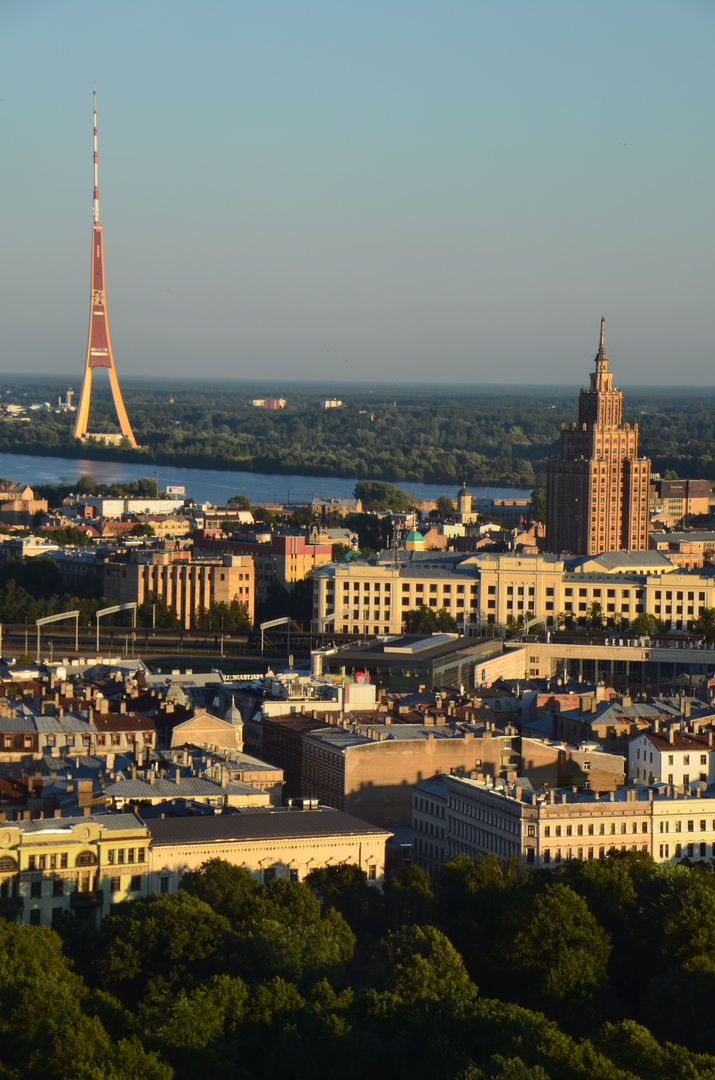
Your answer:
306;722;485;750
105;776;259;799
145;807;391;846
413;776;449;799
13;812;146;835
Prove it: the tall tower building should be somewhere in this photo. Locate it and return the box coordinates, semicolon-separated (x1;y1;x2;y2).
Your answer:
546;319;650;555
73;90;137;448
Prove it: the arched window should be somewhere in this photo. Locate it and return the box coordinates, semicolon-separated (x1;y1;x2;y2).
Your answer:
0;855;17;873
75;850;96;867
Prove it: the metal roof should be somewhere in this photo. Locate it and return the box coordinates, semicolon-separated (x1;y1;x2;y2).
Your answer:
14;812;146;835
105;777;260;799
145;808;391;845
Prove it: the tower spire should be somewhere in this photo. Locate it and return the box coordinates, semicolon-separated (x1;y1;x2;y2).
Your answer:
73;88;137;448
596;316;607;363
93;85;99;227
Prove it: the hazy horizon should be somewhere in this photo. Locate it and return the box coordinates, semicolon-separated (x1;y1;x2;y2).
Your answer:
3;1;715;388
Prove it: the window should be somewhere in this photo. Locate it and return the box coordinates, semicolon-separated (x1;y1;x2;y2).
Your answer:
30;881;42;898
263;868;276;883
160;877;170;894
52;879;63;897
29;909;41;925
60;853;68;869
130;875;141;891
137;847;145;863
110;877;121;893
107;850;115;865
688;820;695;832
368;865;377;882
289;868;299;883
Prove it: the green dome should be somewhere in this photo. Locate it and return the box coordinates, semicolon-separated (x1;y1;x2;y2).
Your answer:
340;548;361;561
404;529;423;542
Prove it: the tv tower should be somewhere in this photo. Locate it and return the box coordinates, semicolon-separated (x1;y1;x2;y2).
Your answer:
73;88;137;447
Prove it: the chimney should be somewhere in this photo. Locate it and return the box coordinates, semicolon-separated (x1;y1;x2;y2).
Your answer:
83;806;91;816
669;726;675;745
684;700;691;719
119;701;126;714
608;791;615;802
149;771;155;785
175;771;181;785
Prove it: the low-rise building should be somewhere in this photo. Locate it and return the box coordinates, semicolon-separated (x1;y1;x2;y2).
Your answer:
146;807;390;890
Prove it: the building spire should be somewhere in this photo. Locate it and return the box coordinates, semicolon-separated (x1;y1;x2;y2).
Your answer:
93;85;99;227
596;316;607;363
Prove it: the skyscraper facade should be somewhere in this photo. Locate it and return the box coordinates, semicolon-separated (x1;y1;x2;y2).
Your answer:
546;320;650;555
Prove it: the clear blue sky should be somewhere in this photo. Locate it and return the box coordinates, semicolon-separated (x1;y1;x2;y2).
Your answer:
2;0;714;386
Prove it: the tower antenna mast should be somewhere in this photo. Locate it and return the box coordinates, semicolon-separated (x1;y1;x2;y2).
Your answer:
93;84;99;226
73;88;137;448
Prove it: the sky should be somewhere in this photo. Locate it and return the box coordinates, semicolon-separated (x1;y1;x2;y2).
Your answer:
2;0;714;387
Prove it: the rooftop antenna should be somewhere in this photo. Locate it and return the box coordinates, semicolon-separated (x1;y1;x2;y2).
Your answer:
93;83;99;226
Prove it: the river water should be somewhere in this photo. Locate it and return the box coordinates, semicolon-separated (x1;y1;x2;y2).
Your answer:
0;451;530;507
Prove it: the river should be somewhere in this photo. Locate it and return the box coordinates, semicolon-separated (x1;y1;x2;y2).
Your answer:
0;451;530;507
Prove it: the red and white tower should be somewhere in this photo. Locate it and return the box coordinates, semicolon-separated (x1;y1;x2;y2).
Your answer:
73;89;137;447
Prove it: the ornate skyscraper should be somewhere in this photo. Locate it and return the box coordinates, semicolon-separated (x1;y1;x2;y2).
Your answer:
73;90;137;448
546;319;650;555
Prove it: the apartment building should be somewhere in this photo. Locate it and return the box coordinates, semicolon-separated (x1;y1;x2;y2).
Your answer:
413;773;715;873
0;813;151;929
194;530;332;603
628;728;715;787
103;547;254;628
649;478;710;527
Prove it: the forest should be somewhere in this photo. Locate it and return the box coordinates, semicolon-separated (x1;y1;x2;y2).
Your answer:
3;376;715;488
5;851;715;1079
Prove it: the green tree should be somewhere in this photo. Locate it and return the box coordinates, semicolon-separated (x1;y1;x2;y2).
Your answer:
696;608;715;643
136;591;180;629
436;495;454;516
631;612;663;635
290;506;315;527
354;481;412;512
332;542;350;560
366;924;477;1010
228;495;251;509
0;920;171;1080
404;605;457;633
253;506;276;526
129;523;155;537
179;858;262;923
528;488;546;523
498;882;612;1028
383;864;435;928
94;892;234;1004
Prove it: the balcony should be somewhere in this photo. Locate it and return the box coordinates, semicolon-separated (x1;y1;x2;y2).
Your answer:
70;890;104;909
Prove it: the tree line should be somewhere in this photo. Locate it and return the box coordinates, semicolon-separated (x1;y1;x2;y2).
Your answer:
13;380;715;487
5;851;715;1079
